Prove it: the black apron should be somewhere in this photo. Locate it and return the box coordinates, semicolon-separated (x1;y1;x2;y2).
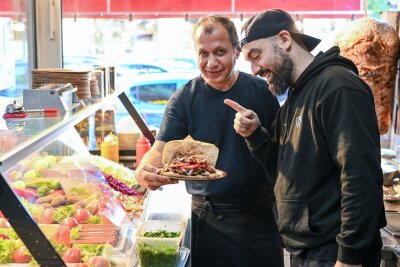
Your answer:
191;188;284;267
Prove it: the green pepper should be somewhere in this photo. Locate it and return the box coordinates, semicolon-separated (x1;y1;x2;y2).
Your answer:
25;179;61;190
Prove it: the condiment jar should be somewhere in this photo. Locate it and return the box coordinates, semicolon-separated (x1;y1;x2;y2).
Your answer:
101;132;119;163
136;134;151;168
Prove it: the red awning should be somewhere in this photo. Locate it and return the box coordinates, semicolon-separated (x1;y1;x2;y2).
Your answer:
0;0;25;18
0;0;365;19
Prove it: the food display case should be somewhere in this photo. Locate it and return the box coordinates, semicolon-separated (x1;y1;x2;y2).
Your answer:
0;91;153;266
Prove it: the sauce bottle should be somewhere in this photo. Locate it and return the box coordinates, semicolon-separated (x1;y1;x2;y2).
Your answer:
101;132;119;163
136;134;151;168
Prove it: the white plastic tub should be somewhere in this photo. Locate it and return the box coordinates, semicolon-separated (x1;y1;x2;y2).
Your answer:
135;220;186;267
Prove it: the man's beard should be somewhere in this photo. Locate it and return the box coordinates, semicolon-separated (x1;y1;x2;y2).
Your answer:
261;45;293;96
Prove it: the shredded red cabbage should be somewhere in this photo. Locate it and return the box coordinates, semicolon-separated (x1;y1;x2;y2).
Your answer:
103;173;144;196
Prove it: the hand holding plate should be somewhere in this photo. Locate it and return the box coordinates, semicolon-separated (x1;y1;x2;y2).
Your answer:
135;164;178;191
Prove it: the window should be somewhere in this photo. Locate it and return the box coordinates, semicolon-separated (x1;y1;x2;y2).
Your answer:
131;83;177;104
0;0;29;98
120;64;167;74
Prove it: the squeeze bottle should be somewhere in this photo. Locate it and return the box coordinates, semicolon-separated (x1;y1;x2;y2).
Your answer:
101;132;119;163
136;134;151;168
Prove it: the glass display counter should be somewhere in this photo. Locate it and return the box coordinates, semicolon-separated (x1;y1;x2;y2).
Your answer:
0;91;151;266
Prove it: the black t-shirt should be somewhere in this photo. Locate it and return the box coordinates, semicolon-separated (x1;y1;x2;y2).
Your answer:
156;72;279;197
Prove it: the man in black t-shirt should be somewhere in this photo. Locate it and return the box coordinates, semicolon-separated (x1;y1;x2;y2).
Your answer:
135;15;283;267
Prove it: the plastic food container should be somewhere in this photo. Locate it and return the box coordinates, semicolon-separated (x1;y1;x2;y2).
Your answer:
136;220;186;267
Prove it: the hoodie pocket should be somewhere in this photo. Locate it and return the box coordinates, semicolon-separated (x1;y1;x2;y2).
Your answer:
275;200;311;234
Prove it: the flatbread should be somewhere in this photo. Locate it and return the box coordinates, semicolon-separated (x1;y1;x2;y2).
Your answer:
160;139;224;181
162;140;219;166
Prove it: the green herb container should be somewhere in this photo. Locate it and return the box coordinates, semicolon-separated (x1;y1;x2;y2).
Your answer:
136;220;185;267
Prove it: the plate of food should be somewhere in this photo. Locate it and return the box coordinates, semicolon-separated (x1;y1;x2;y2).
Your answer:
159;139;226;181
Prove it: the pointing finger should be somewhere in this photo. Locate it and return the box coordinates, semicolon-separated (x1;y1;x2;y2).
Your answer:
224;99;247;114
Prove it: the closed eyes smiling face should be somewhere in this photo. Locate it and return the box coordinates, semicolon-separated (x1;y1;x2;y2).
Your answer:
242;39;274;78
242;38;293;96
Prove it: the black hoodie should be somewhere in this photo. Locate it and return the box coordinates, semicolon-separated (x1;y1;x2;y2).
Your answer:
246;46;386;264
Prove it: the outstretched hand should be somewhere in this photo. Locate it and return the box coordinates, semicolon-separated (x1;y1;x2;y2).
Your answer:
135;164;177;191
224;99;260;137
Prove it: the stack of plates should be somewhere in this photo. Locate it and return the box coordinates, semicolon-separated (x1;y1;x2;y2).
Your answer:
90;79;100;97
32;68;91;100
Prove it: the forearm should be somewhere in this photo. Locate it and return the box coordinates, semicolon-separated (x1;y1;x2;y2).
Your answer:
245;126;278;179
135;140;176;190
137;148;162;169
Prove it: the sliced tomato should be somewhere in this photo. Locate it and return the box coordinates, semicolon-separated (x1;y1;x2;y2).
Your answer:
87;256;111;267
183;163;200;169
62;248;82;263
55;226;70;246
0;218;11;228
39;208;55;224
13;246;32;263
73;209;91;223
60;217;79;229
168;163;191;168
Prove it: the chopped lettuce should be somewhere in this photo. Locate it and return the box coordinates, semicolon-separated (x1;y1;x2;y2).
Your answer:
50;240;67;255
0;239;23;264
0;228;19;240
70;226;80;240
72;243;112;263
86;215;102;224
53;205;77;223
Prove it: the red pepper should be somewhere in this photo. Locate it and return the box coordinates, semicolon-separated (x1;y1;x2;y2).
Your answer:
13;188;39;202
169;163;191;168
170;163;207;169
183;164;201;169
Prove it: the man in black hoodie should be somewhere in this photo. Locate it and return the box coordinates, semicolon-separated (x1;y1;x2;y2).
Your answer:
225;9;386;267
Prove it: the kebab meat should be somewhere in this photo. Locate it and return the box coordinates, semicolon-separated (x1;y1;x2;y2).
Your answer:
160;140;224;179
335;16;400;134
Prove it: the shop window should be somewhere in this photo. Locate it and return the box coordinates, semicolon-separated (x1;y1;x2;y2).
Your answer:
131;83;176;104
0;1;29;99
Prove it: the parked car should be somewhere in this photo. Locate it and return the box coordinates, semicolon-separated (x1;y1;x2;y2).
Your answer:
118;61;167;76
115;72;195;128
153;58;198;73
63;55;103;70
116;58;198;77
